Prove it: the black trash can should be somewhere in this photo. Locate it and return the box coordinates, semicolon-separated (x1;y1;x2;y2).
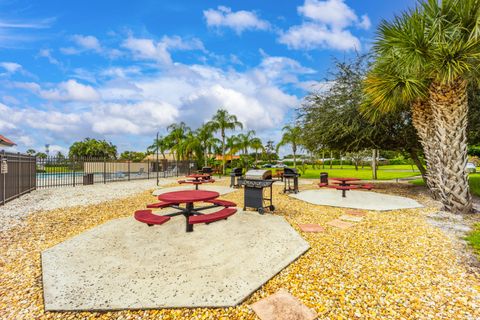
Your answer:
320;172;328;185
83;173;94;185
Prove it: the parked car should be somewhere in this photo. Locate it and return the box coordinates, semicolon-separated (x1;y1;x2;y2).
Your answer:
262;164;273;168
466;162;477;173
273;163;287;168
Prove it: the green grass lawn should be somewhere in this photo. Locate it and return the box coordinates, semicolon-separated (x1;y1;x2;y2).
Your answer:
228;164;421;180
270;164;420;180
465;225;480;256
410;173;480;197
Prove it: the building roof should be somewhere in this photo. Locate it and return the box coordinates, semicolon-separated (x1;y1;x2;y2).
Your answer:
0;135;15;147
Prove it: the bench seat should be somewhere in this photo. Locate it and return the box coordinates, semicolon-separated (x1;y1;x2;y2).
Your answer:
189;208;237;224
134;210;170;226
204;199;236;207
362;184;374;190
318;183;328;187
146;201;178;209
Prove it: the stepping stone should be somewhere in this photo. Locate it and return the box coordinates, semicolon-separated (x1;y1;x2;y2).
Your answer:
298;224;325;233
326;219;355;229
339;215;363;223
345;210;367;217
250;288;317;320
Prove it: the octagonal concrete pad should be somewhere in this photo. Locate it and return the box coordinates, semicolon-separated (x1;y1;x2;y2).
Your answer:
42;212;309;311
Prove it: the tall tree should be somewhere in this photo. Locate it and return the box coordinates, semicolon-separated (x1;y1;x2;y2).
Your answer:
208;109;243;174
277;125;302;167
363;0;480;214
166;122;190;161
147;135;171;159
299;55;426;179
69;138;117;159
237;130;256;155
250;137;264;166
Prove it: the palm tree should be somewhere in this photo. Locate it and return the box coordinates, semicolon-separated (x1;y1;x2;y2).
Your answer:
187;124;221;167
226;135;241;164
363;0;480;214
208;109;243;174
250;137;264;166
166;122;190;161
147;135;171;159
277;124;302;167
237;130;256;155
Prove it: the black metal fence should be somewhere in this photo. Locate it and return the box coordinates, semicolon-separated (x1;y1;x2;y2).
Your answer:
1;151;36;205
35;156;196;189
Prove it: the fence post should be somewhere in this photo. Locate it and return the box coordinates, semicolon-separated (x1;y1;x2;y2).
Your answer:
73;157;76;187
2;150;5;205
103;158;106;184
17;152;20;199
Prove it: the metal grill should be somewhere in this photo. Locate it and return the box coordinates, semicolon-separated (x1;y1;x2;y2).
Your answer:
230;167;243;188
238;169;275;214
283;167;300;194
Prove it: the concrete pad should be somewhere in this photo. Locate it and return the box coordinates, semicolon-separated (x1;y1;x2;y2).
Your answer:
326;219;355;229
290;189;423;211
298;224;325;233
41;212;309;311
250;288;317;320
339;215;363;223
152;185;236;196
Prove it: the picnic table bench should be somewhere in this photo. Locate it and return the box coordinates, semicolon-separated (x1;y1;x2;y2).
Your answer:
135;190;237;232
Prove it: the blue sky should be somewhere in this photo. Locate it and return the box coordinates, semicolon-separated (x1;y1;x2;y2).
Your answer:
0;0;416;155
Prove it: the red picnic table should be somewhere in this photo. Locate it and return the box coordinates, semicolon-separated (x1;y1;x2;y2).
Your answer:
330;177;361;186
327;177;373;197
179;174;215;190
134;190;237;232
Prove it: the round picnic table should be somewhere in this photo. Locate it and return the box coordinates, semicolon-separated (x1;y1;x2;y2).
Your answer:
330;177;361;186
187;174;210;180
328;184;361;197
158;190;219;232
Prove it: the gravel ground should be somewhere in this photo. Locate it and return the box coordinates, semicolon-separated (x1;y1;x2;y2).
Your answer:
0;178;177;233
1;180;480;319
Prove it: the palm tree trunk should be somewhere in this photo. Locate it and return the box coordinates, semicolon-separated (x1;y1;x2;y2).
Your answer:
293;146;297;167
411;100;441;200
429;80;472;214
221;132;226;175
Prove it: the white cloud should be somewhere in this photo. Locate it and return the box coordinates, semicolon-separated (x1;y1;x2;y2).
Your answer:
122;35;205;65
203;6;270;34
61;34;102;55
0;62;22;74
39;79;101;101
72;35;102;51
279;0;370;51
279;23;360;51
38;49;60;65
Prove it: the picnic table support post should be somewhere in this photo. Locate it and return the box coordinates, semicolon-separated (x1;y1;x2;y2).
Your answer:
186;202;194;232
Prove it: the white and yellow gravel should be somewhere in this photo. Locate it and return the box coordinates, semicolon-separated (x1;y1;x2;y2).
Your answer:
1;180;479;319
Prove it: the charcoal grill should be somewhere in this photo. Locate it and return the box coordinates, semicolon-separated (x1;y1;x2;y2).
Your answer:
238;169;275;214
283;167;300;194
230;167;243;188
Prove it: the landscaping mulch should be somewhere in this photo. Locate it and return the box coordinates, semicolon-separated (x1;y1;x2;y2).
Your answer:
1;180;480;319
